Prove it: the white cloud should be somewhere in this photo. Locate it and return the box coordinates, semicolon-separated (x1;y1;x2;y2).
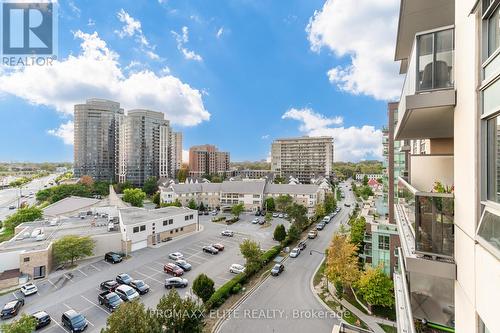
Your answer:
216;27;224;39
68;1;81;17
306;0;402;100
115;9;160;60
182;149;189;164
48;121;74;145
261;134;270;140
282;108;383;162
87;18;95;27
171;26;203;62
0;30;210;145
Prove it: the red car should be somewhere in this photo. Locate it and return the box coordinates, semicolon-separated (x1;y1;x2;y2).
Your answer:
164;263;184;277
212;243;225;251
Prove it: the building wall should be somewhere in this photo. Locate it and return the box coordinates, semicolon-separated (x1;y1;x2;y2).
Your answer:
189;145;230;176
19;245;52;279
0;250;23;273
91;233;122;258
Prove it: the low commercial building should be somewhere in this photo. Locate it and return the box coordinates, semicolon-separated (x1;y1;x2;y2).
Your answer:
118;206;198;252
354;173;383;181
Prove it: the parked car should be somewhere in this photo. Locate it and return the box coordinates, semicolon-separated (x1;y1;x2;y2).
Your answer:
165;277;188;289
251;218;259;224
115;285;140;302
270;263;285;276
20;282;38;296
203;245;219;254
211;210;218;216
164;263;184;276
1;299;24;319
168;252;184;260
284;213;288;218
316;222;325;230
8;205;15;210
100;280;119;292
322;216;331;224
104;252;123;264
260;210;266;216
130;280;150;295
297;241;307;250
98;291;123;311
175;259;192;271
212;243;225;251
116;273;133;285
32;311;51;330
344;203;351;207
229;264;245;274
221;230;234;237
255;211;261;216
61;310;87;332
278;213;284;218
272;213;279;218
258;219;265;225
290;247;300;258
204;211;209;215
308;230;318;239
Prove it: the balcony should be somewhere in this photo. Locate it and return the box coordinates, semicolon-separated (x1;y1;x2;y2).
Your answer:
409;154;453;192
363;233;372;243
395;28;456;141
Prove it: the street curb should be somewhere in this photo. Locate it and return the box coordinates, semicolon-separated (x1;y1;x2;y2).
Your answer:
309;258;338;316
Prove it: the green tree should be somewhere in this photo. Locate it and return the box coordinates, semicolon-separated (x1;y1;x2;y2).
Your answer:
265;197;275;211
102;300;151;333
192;273;215;303
286;224;301;243
211;175;223;183
92;181;110;196
231;203;244;218
275;194;293;212
188;199;198;210
114;181;133;194
36;184;93;204
152;192;160;206
324;193;337;214
265;212;273;224
273;176;286;184
286;203;308;229
2;206;43;233
161;199;182;208
239;239;263;275
156;291;204;333
273;224;287;242
315;203;326;220
326;233;360;291
177;167;189;183
356;266;394;308
122;188;146;207
362;175;369;186
199;202;205;211
0;314;37;333
349;216;366;247
52;235;94;266
142;177;158;196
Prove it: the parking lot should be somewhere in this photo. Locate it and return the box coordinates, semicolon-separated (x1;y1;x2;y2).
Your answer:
0;212;283;332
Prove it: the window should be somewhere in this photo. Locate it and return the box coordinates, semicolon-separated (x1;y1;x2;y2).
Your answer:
169;219;173;225
175;228;178;233
487;116;500;202
133;226;140;233
189;214;193;220
416;29;454;91
163;220;168;226
378;235;390;250
140;225;146;231
253;194;260;198
23;257;30;262
488;4;500;56
185;216;189;221
477;208;500;256
170;230;173;234
180;227;184;231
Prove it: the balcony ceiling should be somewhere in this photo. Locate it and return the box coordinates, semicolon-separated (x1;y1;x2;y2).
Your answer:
395;0;455;68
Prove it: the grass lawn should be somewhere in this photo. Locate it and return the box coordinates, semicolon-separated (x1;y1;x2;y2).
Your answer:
380;324;397;333
313;260;326;286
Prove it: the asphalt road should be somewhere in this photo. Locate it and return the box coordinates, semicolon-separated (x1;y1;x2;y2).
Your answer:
0;212;287;332
217;183;356;333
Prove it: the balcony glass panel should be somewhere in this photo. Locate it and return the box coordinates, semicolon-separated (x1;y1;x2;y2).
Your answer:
477;209;500;256
416;29;454;91
487;115;500;202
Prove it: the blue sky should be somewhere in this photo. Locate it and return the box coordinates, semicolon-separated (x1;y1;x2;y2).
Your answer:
0;0;402;163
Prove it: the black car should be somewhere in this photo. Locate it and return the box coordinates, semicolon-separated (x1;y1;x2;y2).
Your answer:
32;311;51;330
164;277;188;289
270;263;284;276
98;291;123;311
260;210;266;216
204;211;209;215
130;280;150;295
202;245;219;254
1;299;24;319
255;211;261;216
100;280;119;291
116;273;133;285
105;252;123;264
297;241;307;250
61;310;87;332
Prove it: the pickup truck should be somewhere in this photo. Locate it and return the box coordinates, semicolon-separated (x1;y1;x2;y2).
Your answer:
98;291;123;312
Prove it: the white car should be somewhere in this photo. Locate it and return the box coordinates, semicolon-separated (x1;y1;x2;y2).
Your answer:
20;283;38;296
168;252;184;260
278;213;284;218
290;248;300;258
221;230;234;237
251;218;259;224
229;264;245;274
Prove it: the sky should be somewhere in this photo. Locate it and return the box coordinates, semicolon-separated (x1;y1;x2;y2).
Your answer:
0;0;403;163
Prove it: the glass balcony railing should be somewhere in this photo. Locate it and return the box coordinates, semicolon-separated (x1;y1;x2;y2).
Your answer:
363;244;372;257
363;233;372;243
397;177;454;259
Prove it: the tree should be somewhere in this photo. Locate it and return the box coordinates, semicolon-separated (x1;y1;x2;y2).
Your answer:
152;192;160;206
2;206;43;233
349;216;366;247
273;176;286;184
199;202;205;211
286;203;308;229
240;239;263;275
177;167;189;183
114;181;133;194
286;224;300;243
265;197;275;212
315;203;325;220
142;177;158;196
273;224;287;242
192;273;215;303
188;199;198;210
52;235;94;266
122;188;146;207
0;314;36;333
36;184;93;204
356;266;394;308
102;300;151;333
80;175;94;187
156;291;204;333
231;203;244;218
362;175;369;186
275;195;292;212
326;233;360;291
265;212;273;224
93;181;110;196
324;193;337;214
161;199;182;208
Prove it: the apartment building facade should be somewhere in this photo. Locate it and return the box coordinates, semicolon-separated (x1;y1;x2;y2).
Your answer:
188;145;230;178
74;99;123;182
392;1;499;333
271;136;334;184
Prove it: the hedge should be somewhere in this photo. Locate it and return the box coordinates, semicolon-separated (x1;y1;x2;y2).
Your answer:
260;245;282;264
225;217;239;225
205;273;247;309
212;216;226;222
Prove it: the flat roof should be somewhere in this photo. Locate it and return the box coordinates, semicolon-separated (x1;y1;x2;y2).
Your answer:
43;196;101;217
264;183;319;195
119;206;196;226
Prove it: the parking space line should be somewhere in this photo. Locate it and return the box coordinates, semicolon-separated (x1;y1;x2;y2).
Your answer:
102;260;112;266
186;257;203;265
90;264;101;271
12;292;18;299
63;303;71;310
47;279;57;289
143;265;163;274
134;271;164;285
50;317;66;332
77;269;88;277
81;295;110;315
63;274;75;283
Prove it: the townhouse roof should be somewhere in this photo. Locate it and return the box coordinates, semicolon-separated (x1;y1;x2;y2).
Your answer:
264;183;320;195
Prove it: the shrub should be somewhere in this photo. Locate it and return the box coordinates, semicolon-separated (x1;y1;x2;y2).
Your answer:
211;216;226;222
260;245;282;264
231;283;242;294
205;273;246;309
